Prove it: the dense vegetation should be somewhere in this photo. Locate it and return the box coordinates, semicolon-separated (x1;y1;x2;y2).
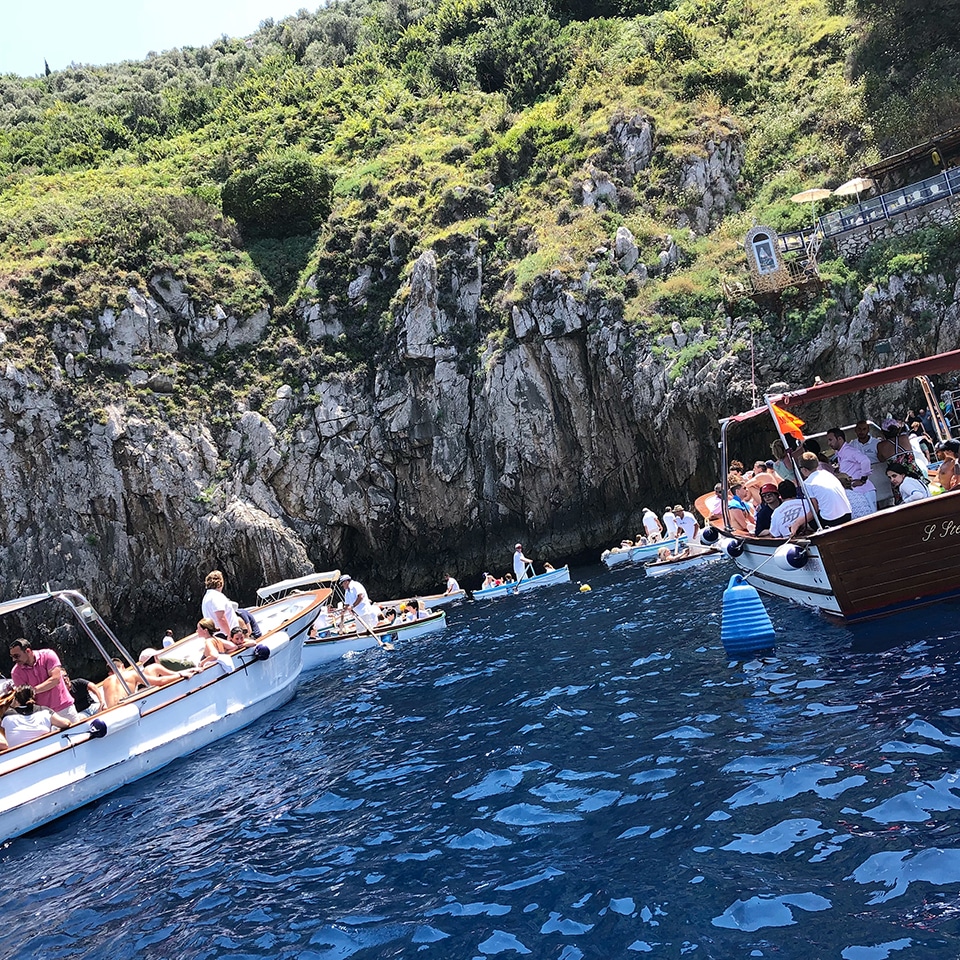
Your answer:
1;0;959;417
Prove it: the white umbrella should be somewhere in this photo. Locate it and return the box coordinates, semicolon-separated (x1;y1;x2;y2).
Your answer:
790;187;832;235
833;177;875;203
790;188;832;204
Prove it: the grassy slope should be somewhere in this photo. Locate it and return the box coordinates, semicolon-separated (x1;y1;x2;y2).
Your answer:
0;0;957;425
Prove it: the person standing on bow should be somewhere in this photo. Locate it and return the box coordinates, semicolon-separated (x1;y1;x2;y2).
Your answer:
201;569;240;638
338;574;380;633
513;543;534;582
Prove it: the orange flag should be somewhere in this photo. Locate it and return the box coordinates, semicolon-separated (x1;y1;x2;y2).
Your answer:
772;404;805;440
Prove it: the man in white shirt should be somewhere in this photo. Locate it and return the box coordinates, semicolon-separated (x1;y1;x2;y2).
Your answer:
850;419;893;507
513;544;533;581
443;573;460;595
201;570;239;637
642;507;663;541
769;480;807;538
662;507;678;539
791;452;852;533
826;426;876;515
672;505;700;541
338;574;380;631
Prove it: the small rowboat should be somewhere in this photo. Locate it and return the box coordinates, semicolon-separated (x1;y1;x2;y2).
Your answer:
602;537;686;568
256;571;448;672
644;544;725;577
381;589;467;610
473;565;571;599
300;610;447;673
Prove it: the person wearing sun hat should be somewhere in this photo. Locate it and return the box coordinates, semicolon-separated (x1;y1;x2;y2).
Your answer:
754;483;781;537
338;574;380;633
513;543;534;581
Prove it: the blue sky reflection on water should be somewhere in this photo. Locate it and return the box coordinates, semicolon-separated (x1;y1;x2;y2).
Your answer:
4;561;960;958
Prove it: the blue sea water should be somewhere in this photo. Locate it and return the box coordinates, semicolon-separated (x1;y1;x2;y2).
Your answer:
5;560;960;959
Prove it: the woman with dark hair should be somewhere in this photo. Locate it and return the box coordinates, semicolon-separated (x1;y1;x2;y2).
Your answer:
1;685;72;748
885;461;930;504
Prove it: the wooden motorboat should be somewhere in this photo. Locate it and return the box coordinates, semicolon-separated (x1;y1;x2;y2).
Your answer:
715;350;960;621
0;585;327;843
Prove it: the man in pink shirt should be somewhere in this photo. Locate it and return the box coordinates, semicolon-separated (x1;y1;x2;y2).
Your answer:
9;640;79;722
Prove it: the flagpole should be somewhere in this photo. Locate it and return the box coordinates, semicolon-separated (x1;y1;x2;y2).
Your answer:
765;397;823;533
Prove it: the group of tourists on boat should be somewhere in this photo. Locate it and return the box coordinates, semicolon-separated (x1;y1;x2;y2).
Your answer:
709;412;959;538
0;567;267;752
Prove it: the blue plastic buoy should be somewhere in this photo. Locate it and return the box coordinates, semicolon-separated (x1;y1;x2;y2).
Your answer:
720;574;775;658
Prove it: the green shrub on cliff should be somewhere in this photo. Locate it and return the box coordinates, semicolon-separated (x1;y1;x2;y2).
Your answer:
221;151;333;240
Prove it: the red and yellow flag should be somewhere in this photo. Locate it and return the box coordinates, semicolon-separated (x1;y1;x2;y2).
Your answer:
771;404;805;440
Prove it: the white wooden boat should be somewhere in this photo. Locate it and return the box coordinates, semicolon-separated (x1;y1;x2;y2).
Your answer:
644;544;725;577
716;350;960;621
473;565;571;599
256;572;447;672
380;589;467;610
301;610;447;673
0;585;327;844
602;538;686;568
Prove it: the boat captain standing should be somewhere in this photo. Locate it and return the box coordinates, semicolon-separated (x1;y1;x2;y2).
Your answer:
513;543;534;582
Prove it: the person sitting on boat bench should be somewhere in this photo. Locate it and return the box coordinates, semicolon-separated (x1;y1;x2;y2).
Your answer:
726;480;755;535
100;658;145;707
885;460;931;504
935;439;960;493
1;685;72;748
769;480;806;538
197;617;245;659
754;484;781;537
378;607;400;628
9;639;80;723
790;452;853;533
62;669;103;718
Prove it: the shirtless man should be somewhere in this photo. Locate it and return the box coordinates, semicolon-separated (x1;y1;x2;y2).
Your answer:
743;461;779;506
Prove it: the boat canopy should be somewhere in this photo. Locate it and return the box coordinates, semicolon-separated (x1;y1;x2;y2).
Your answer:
722;349;960;425
257;571;341;600
0;591;54;618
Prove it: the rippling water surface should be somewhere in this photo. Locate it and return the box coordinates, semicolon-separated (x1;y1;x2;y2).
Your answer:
6;561;960;959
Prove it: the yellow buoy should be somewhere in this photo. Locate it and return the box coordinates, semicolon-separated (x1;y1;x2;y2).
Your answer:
579;584;591;592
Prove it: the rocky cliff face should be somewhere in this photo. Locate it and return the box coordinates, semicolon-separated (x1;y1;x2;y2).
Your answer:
1;114;958;662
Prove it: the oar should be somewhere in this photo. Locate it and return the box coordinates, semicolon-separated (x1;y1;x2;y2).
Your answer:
352;610;395;652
